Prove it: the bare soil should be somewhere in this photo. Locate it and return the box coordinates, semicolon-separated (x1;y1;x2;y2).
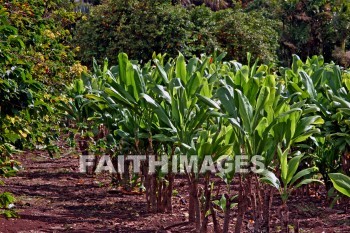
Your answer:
0;149;349;233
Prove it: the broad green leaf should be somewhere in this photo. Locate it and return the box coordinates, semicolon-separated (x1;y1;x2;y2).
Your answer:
236;89;253;133
278;146;288;183
338;108;350;116
294;116;323;140
104;87;134;108
215;52;227;63
176;53;187;84
332;95;350;108
329;173;350;197
295;179;323;189
186;57;198;74
152;134;174;142
252;86;270;128
200;79;211;97
310;68;324;87
140;93;176;132
140;93;158;108
227;118;244;133
255;86;270;114
107;81;137;105
302;106;320;115
154;85;171;104
286;153;303;185
196;94;220;109
186;72;201;96
289;81;308;98
217;86;236;117
292;54;302;74
154;59;169;84
255;117;268;138
299;71;316;99
171;97;181;127
292;129;321;143
118;53;128;84
260;170;280;190
289;167;318;186
219;194;227;211
329;65;342;94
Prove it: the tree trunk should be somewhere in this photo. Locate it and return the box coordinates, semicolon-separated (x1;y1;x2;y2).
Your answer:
189;184;196;223
200;173;211;233
341;38;346;52
151;174;157;212
235;174;246;233
157;179;163;212
280;202;289;233
210;201;221;233
195;182;201;231
223;194;231;233
188;175;198;223
166;150;175;212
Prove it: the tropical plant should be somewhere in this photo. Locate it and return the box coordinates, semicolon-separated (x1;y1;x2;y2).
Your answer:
329;173;350;197
63;52;350;232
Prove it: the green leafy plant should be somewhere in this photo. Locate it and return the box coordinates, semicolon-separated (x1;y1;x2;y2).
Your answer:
0;192;17;218
329;173;350;197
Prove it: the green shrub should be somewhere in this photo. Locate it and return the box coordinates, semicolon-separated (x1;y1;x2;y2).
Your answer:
214;9;280;63
0;0;78;169
74;0;192;64
1;0;81;88
74;0;280;64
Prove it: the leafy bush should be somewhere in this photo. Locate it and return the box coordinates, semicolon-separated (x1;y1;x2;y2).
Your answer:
74;0;192;64
0;1;82;217
1;0;81;88
0;0;86;155
247;0;350;65
74;0;280;65
186;5;219;56
214;9;280;63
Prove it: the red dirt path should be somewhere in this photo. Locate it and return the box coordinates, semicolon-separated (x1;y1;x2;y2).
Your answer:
0;150;349;233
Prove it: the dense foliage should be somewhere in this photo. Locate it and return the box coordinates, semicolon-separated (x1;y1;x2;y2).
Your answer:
0;0;84;87
59;52;350;232
74;0;350;67
74;0;280;65
246;0;350;66
0;0;83;217
74;0;193;64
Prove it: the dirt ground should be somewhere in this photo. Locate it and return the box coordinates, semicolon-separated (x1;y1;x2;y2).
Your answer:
0;149;349;233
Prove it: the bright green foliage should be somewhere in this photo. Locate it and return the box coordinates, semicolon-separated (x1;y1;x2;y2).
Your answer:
0;192;17;218
1;0;82;87
279;55;350;181
55;52;350;231
2;0;349;225
73;52;350;191
0;0;85;155
0;0;83;153
329;173;350;197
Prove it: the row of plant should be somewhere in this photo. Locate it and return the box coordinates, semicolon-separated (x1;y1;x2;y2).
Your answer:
59;52;350;232
0;0;85;217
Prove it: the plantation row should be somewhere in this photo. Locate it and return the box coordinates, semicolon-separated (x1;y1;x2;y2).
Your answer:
56;52;350;232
